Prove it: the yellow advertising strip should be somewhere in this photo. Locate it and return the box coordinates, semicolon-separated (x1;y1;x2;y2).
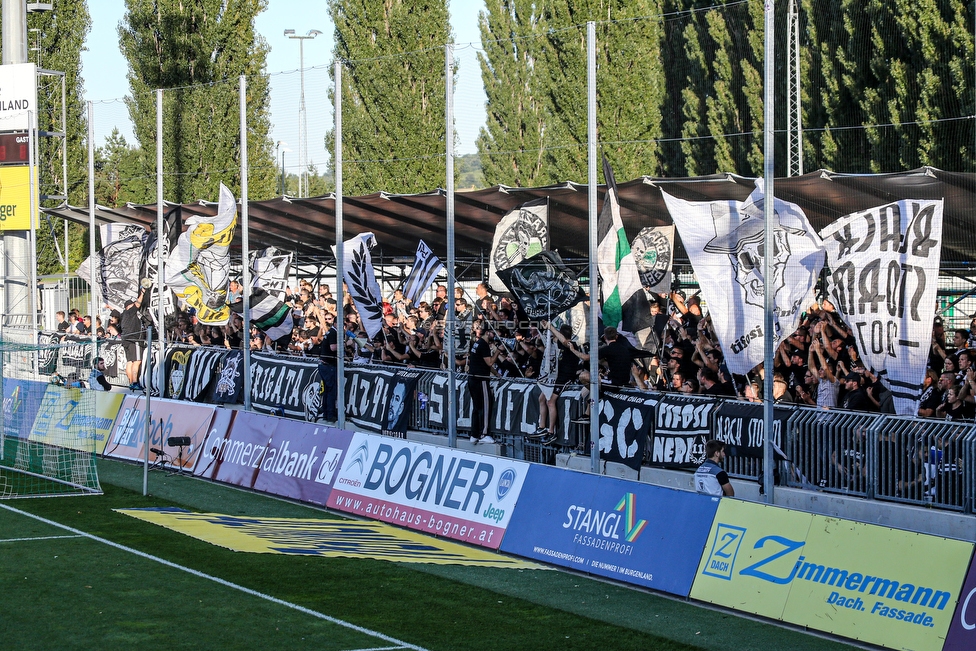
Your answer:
93;392;124;455
691;499;814;621
0;165;36;231
781;516;972;651
116;509;541;569
28;386;99;453
691;499;974;651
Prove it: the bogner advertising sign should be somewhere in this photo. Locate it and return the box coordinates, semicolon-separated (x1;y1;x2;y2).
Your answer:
327;432;529;549
691;500;973;651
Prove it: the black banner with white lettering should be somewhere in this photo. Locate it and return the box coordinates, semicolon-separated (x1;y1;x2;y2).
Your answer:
56;335;94;380
212;349;244;404
651;394;712;468
345;366;398;431
182;347;226;402
489;377;542;439
249;352;324;421
37;331;61;375
713;401;789;459
599;391;654;471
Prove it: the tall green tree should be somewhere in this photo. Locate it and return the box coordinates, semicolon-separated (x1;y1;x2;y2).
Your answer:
536;0;667;183
476;0;547;187
326;0;452;195
119;0;277;203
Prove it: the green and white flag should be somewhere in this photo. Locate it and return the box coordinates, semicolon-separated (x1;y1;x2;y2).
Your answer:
597;157;653;346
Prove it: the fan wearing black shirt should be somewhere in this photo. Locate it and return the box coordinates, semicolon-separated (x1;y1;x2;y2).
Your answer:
467;322;499;445
120;283;149;390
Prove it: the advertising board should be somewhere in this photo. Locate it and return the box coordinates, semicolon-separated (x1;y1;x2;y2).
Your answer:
193;410;274;486
941;553;976;651
327;432;529;549
500;465;720;596
104;397;217;470
691;499;973;651
251;421;353;505
3;379;47;440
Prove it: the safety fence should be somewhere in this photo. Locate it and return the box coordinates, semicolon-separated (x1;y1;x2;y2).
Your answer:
13;333;976;516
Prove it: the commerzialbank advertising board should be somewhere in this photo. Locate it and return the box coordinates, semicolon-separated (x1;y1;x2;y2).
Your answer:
326;433;529;549
690;499;974;651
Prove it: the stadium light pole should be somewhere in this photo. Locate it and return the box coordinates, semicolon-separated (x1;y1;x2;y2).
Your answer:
284;28;322;198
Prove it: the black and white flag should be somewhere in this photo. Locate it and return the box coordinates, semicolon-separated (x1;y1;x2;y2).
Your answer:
182;348;226;402
213;349;244;404
401;240;444;304
337;233;385;339
632;225;675;295
140;206;182;327
166;346;195;400
488;198;549;294
497;250;585;320
250;247;292;299
76;223;146;311
230;287;293;342
663;180;825;375
820;199;944;415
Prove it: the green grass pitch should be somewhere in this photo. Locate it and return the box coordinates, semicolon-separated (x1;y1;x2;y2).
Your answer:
0;458;858;651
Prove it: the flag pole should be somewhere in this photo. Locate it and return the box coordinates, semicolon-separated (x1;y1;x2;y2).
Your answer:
586;21;601;474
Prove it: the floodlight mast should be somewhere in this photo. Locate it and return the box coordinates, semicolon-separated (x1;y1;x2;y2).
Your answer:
284;29;322;198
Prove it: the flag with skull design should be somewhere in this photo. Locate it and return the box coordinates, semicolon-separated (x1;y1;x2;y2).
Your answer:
662;180;825;375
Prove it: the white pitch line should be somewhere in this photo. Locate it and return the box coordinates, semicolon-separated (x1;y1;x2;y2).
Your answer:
0;503;429;651
346;647;408;651
0;534;83;543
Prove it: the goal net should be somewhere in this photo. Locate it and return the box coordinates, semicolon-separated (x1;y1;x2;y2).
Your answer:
0;337;102;498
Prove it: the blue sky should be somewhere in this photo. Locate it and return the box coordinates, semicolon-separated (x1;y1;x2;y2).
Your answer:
82;0;487;175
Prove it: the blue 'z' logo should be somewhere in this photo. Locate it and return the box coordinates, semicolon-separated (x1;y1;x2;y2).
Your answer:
701;523;746;580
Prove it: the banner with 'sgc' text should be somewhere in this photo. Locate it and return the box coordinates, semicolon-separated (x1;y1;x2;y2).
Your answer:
691;499;973;651
327;432;529;549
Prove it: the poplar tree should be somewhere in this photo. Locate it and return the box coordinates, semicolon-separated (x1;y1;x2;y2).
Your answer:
326;0;452;195
119;0;276;203
536;0;666;183
476;0;547;187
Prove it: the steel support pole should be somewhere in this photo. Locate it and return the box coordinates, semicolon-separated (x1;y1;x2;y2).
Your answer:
334;61;346;429
446;44;458;447
587;22;601;474
87;102;97;351
240;76;253;410
156;90;166;389
762;0;776;502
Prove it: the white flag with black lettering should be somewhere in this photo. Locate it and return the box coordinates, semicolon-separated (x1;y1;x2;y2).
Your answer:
401;240;444;304
663;180;825;375
820;199;944;415
249;247;292;299
338;232;385;339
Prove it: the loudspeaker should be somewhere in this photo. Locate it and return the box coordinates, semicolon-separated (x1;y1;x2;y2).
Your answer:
167;436;191;447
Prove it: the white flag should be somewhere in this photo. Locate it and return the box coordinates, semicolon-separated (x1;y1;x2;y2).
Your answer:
401;240;444;304
663;180;825;375
820;199;944;415
338;232;385;339
250;247;292;299
488;198;548;294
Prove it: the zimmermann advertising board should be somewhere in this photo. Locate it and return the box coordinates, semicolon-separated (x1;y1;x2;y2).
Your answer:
327;433;529;549
500;465;720;596
690;500;973;651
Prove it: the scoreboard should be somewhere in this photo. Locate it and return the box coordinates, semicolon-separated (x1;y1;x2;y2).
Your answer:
0;133;29;165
